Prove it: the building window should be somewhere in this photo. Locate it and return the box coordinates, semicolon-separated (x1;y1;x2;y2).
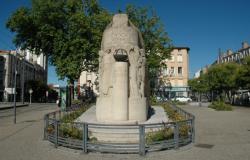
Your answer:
177;92;184;97
178;67;182;75
177;54;182;62
163;68;168;76
170;67;174;76
170;54;174;62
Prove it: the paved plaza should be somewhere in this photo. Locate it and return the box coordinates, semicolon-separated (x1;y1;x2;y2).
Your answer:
0;104;250;160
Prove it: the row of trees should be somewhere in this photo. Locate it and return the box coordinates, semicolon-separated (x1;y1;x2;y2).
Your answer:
188;57;250;102
6;0;172;91
24;80;58;102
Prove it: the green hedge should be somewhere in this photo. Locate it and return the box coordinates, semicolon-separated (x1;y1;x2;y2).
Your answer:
208;100;233;111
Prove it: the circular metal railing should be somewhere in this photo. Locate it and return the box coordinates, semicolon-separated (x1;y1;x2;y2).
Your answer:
43;104;195;155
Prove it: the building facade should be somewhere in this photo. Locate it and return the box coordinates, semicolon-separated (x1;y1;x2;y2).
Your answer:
194;41;250;78
0;50;47;102
157;47;190;98
78;71;98;98
217;42;250;64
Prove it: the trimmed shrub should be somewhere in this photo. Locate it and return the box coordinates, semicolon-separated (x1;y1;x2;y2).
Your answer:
59;123;82;139
209;100;233;111
171;100;187;105
146;127;174;144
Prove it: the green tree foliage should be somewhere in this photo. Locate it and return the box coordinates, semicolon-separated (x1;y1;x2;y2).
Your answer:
7;1;172;95
25;80;48;102
6;0;111;83
189;62;240;101
188;74;210;93
125;5;172;80
237;56;250;89
207;63;239;97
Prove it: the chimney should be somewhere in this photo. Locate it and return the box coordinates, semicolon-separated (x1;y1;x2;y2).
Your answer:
227;49;233;55
242;42;249;49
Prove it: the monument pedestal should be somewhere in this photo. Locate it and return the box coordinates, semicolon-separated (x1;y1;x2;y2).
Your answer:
112;62;128;121
96;97;112;122
129;97;147;122
76;106;168;143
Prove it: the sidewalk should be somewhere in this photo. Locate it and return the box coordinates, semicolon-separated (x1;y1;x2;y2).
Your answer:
0;104;250;160
0;102;29;110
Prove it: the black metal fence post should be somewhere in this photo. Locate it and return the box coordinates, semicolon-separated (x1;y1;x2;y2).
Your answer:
192;117;195;143
43;115;48;140
174;122;179;149
139;125;146;156
59;111;61;120
55;120;58;148
83;123;88;153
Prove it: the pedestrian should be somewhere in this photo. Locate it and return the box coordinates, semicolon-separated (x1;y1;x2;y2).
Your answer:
56;97;61;108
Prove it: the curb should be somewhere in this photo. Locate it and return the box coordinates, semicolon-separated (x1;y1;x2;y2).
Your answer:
0;104;29;110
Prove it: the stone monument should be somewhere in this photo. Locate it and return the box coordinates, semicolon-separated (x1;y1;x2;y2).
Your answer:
96;14;148;123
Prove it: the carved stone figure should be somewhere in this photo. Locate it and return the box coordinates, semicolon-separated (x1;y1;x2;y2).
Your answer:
96;14;148;123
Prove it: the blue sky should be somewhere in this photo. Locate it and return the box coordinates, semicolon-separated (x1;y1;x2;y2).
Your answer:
1;0;250;86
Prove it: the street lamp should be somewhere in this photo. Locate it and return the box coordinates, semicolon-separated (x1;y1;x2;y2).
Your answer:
29;89;33;104
19;50;26;104
13;50;18;124
197;80;202;107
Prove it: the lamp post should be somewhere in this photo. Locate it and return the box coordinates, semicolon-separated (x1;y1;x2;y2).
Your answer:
166;82;171;101
19;50;26;104
197;80;201;107
29;89;33;104
13;50;18;124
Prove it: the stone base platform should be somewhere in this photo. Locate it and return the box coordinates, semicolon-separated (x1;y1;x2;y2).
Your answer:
75;106;169;143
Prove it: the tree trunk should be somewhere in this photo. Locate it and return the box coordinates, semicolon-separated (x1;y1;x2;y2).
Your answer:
226;91;231;103
69;79;74;107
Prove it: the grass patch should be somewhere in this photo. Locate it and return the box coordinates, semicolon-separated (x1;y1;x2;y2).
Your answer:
208;100;233;111
171;100;187;105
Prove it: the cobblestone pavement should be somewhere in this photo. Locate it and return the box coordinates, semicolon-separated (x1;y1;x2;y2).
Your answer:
1;104;250;160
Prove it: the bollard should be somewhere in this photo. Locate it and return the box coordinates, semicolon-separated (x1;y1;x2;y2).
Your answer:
174;122;179;149
139;125;146;156
55;120;58;148
83;123;88;153
192;117;195;143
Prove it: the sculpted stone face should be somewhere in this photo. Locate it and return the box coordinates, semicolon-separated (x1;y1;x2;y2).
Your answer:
96;14;148;123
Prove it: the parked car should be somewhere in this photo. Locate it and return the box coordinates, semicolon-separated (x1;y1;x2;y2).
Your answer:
171;96;192;102
156;96;168;102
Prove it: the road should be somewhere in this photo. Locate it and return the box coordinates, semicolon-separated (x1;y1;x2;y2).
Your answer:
0;104;250;160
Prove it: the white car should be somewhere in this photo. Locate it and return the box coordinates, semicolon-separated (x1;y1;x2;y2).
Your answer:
156;96;168;102
172;96;192;102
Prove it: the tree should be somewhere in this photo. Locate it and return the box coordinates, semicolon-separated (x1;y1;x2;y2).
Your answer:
188;74;210;101
205;62;239;101
6;0;111;84
125;5;172;87
7;1;172;98
7;0;111;103
25;80;48;102
237;56;250;89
